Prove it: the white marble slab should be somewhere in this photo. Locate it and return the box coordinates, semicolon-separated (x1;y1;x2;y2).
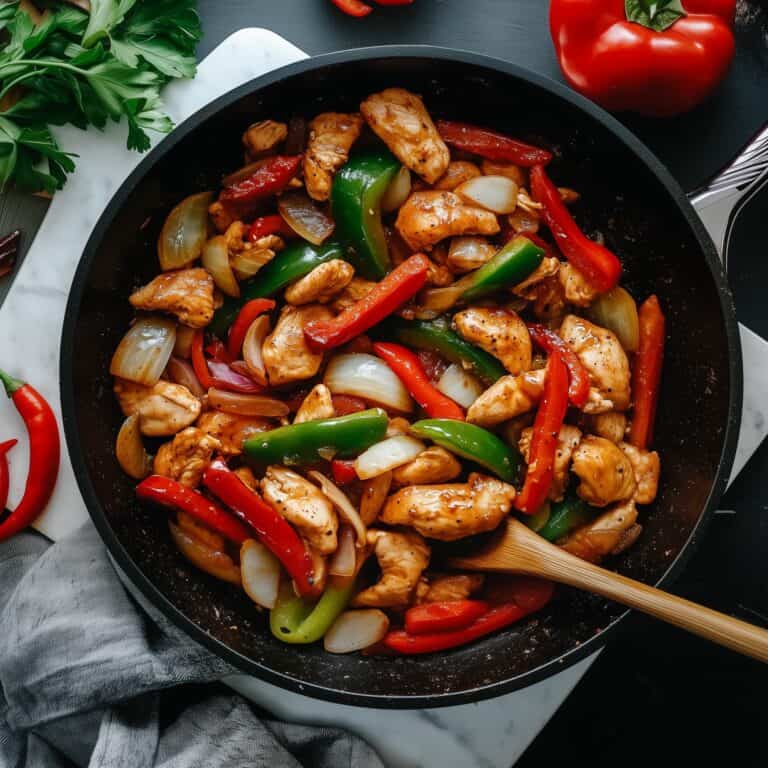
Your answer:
0;28;765;768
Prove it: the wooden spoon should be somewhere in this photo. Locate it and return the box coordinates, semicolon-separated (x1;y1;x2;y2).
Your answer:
449;518;768;662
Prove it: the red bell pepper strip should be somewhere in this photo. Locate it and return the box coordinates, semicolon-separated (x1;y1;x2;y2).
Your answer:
248;215;294;242
331;394;368;416
629;295;665;449
527;323;590;408
331;459;359;485
191;331;215;390
304;254;429;352
329;0;373;16
0;439;17;510
227;298;275;360
436;120;552;167
136;474;251;545
514;352;569;515
220;156;302;203
203;459;316;596
524;232;557;259
405;600;489;635
0;370;60;541
373;342;465;420
530;164;621;293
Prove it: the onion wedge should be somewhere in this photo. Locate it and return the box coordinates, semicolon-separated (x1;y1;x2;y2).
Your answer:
158;191;213;271
169;521;241;585
324;610;390;654
324;353;413;413
360;471;392;526
110;315;176;387
202;235;240;298
116;414;152;480
308;470;367;546
241;539;282;609
278;192;335;246
436;364;484;409
354;436;424;481
456;175;519;214
208;388;289;418
242;315;271;386
328;525;357;578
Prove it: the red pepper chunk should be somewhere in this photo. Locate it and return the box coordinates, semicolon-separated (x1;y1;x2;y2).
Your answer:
514;352;569;515
331;459;359;485
227;298;276;360
202;459;316;596
136;475;251;545
0;438;17;511
330;0;373;15
331;394;368;416
530;165;621;293
405;600;489;635
527;323;590;408
373;342;464;420
436;120;553;167
191;331;214;391
304;254;429;352
629;295;665;449
248;215;294;242
220;156;302;203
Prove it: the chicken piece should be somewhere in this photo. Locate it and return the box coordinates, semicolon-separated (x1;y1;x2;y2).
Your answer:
512;257;560;299
352;529;430;608
386;416;412;437
360;88;449;183
519;424;582;502
129;268;214;328
223;222;281;270
481;160;527;186
304;112;364;201
330;277;376;313
284;259;355;305
466;369;545;428
154;427;220;488
395;191;499;252
572;435;636;507
561;499;639;563
453;307;532;375
262;304;332;386
584;411;627;444
114;379;200;437
392;446;462;486
242;119;287;156
530;275;567;323
196;411;271;455
434;161;482;191
426;257;455;287
584;387;615;415
294;383;335;424
560;315;631;411
416;573;485;604
260;466;338;554
234;466;259;492
558;263;600;307
619;442;660;504
446;236;497;273
209;201;235;233
380;472;516;541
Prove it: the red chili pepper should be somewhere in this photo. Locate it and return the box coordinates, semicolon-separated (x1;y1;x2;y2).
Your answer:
136;474;251;545
514;353;569;515
203;459;316;596
530;165;621;293
304;254;429;352
227;298;275;360
436;120;552;167
0;439;17;510
405;600;490;635
331;459;359;485
527;324;590;408
550;0;736;117
248;215;294;242
629;295;665;449
329;0;373;15
331;395;368;416
373;342;465;420
0;370;60;541
220;156;302;203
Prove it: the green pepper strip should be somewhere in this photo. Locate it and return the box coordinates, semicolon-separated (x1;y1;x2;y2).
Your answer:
410;418;521;484
331;151;401;280
244;408;388;467
210;241;345;336
384;317;506;384
270;578;356;644
537;494;595;542
460;236;544;302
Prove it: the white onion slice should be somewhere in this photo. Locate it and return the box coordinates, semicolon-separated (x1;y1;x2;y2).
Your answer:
360;471;392;526
173;325;196;358
324;609;390;654
381;165;411;213
587;286;640;353
328;526;356;578
166;357;205;398
436;364;484;409
169;521;241;585
202;235;240;298
240;539;282;608
116;414;152;480
110;316;176;387
158;191;213;271
308;470;367;546
354;436;425;481
456;175;519;214
208;388;289;418
242;315;270;384
447;237;497;273
278;192;335;245
324;354;413;413
231;248;274;281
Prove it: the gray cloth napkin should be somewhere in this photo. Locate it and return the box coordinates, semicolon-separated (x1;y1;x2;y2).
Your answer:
0;523;384;768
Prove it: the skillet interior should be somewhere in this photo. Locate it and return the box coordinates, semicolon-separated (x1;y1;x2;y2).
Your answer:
62;50;741;707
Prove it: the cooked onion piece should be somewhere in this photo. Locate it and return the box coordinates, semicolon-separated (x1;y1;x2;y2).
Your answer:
158;191;213;271
354;436;425;481
241;539;282;608
324;354;413;413
202;235;240;297
115;414;152;480
169;521;241;585
324;610;390;654
208;388;289;418
436;363;483;409
110;315;176;387
456;175;519;214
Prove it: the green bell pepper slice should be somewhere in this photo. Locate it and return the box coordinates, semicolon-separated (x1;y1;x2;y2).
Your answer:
460;236;543;302
385;317;506;384
537;494;595;542
331;151;401;280
410;418;521;484
244;408;388;467
210;241;345;336
270;578;356;644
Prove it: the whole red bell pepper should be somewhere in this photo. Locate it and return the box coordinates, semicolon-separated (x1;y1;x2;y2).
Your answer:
220;156;302;203
405;600;489;635
550;0;736;117
226;298;276;360
304;254;429;352
373;342;465;420
527;323;590;408
530;164;621;293
514;352;569;515
629;295;665;449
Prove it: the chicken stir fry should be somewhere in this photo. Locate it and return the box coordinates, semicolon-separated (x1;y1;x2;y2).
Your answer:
118;87;667;657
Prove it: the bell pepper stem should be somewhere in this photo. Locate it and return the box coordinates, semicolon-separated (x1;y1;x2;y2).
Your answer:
0;368;24;397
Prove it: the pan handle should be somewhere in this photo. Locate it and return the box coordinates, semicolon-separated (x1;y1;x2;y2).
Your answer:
689;124;768;268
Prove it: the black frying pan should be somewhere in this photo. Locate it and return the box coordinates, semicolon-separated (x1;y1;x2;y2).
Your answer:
60;47;742;708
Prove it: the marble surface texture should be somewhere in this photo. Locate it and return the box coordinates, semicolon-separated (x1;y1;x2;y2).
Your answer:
0;28;766;768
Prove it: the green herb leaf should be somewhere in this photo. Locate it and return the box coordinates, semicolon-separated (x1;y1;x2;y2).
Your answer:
24;6;88;54
119;0;202;54
111;35;196;78
625;0;686;32
82;0;138;48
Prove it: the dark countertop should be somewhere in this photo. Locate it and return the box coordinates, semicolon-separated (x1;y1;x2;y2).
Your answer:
2;2;767;765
